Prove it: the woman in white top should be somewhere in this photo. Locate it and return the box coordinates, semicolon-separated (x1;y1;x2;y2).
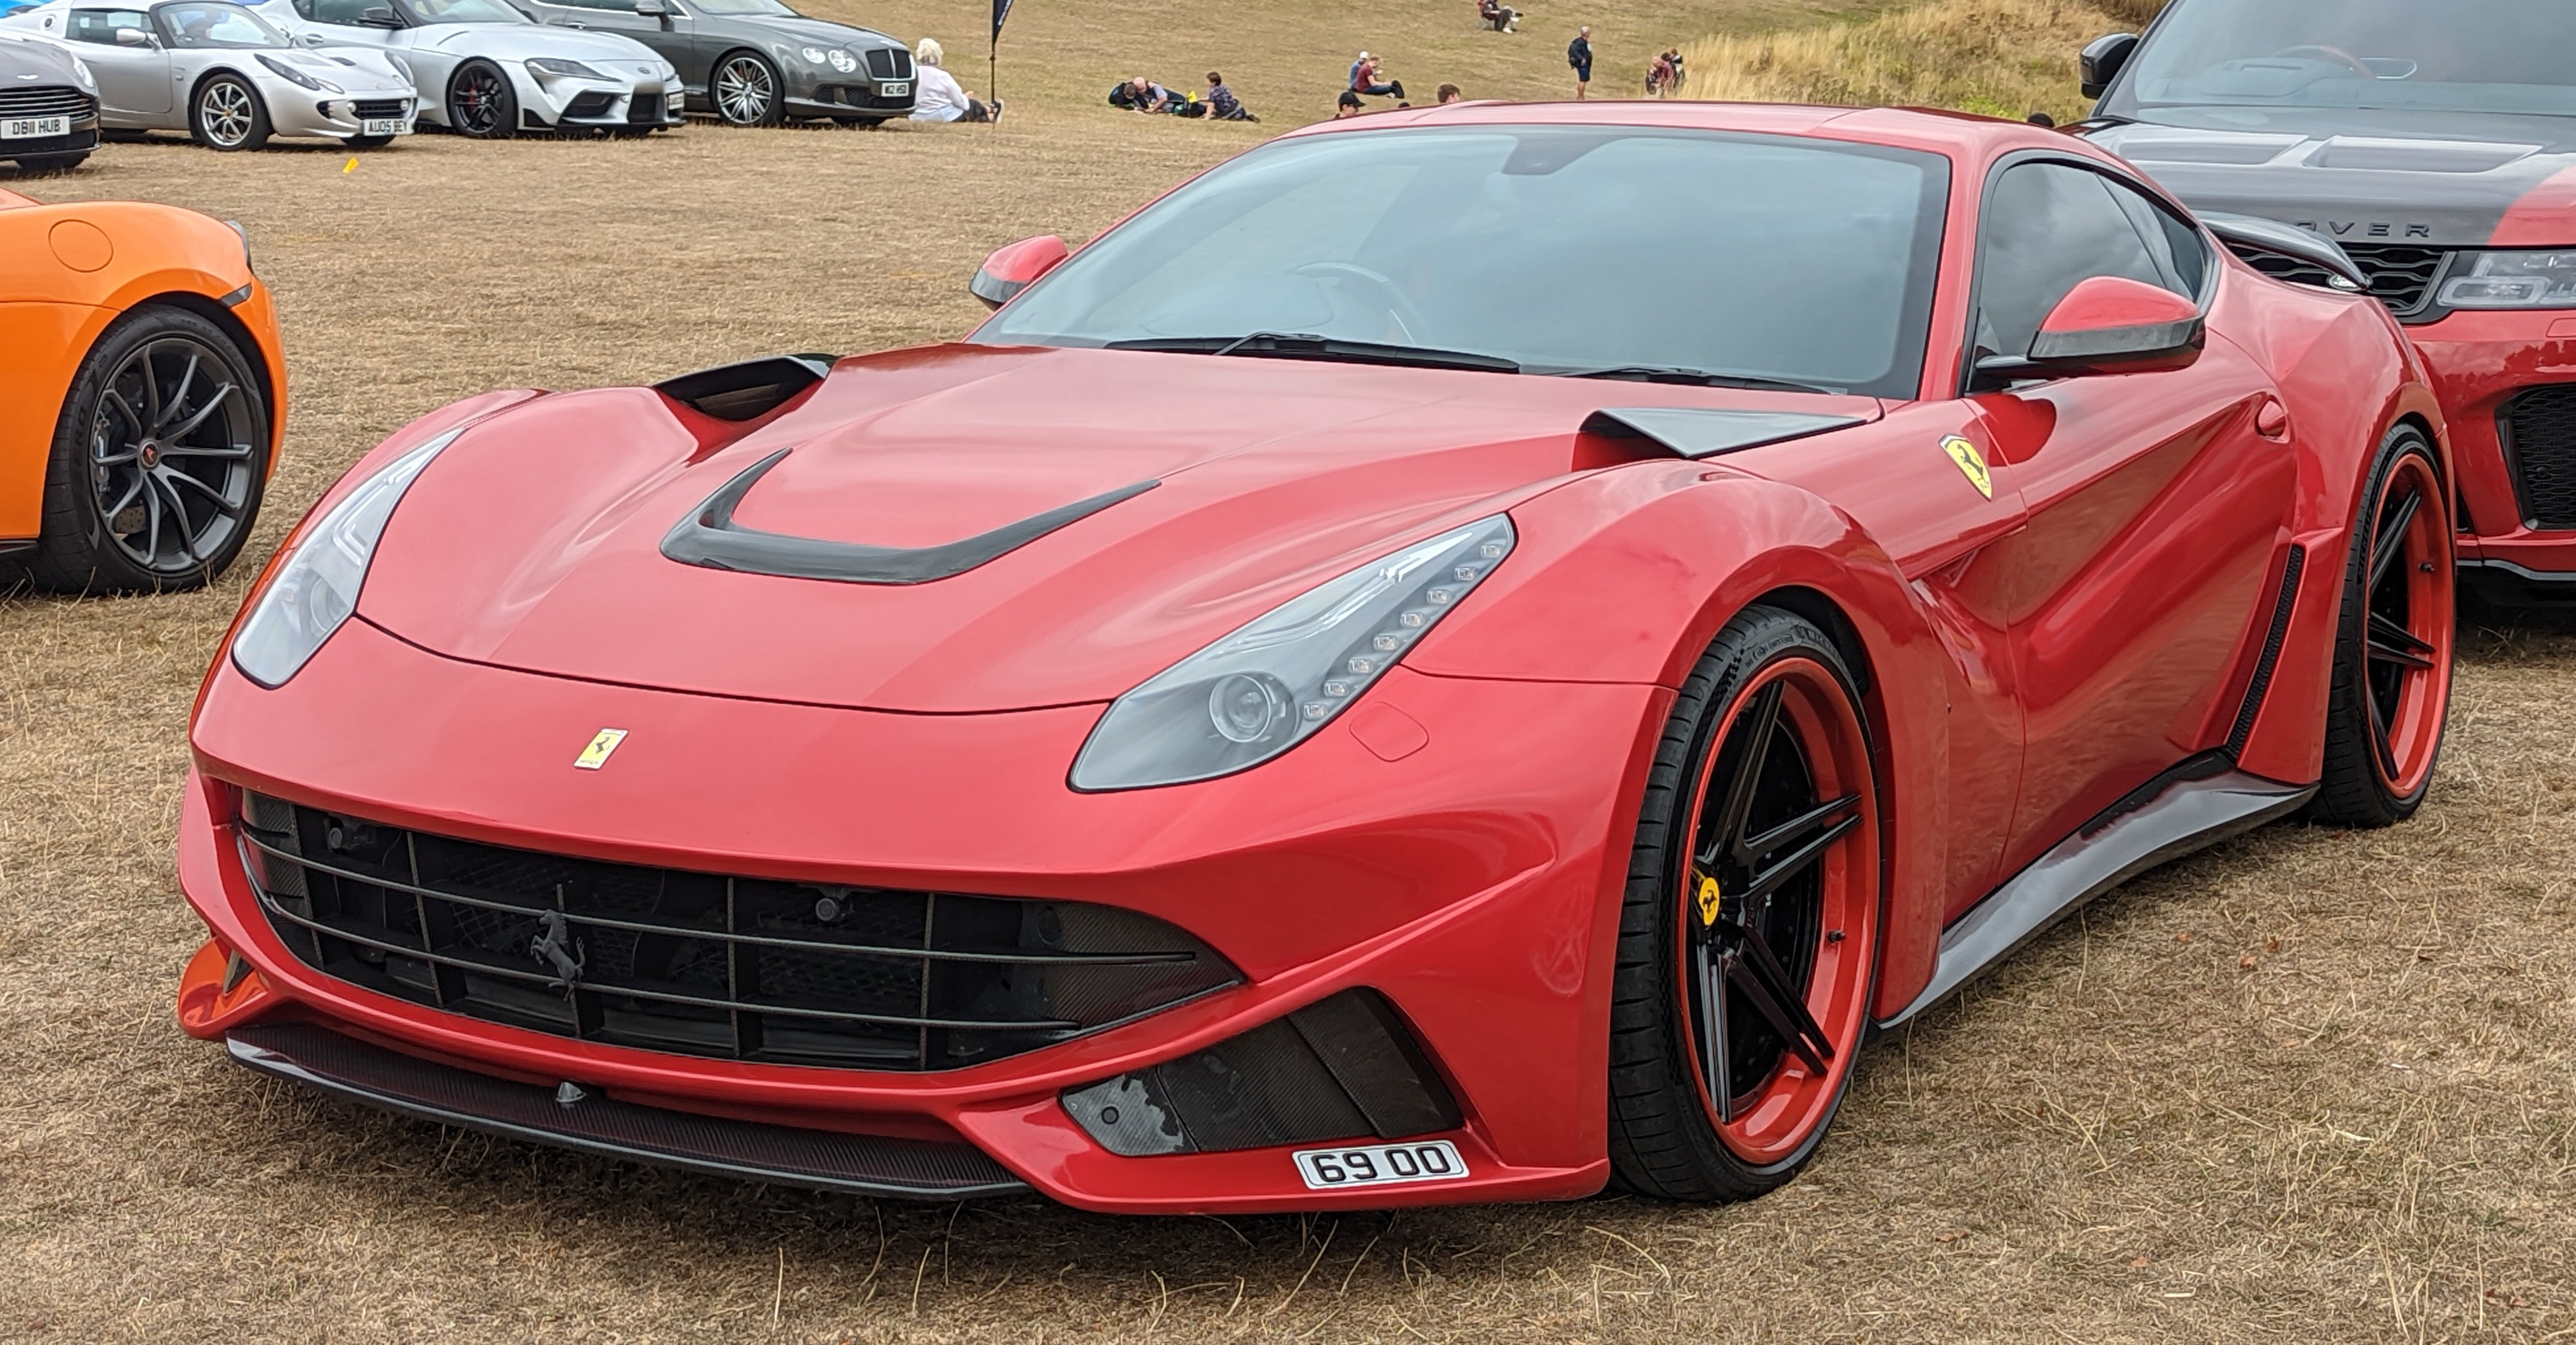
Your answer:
909;38;1001;123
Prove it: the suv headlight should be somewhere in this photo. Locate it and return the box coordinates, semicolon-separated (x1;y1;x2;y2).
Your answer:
2437;250;2576;310
525;57;608;80
231;428;461;688
1069;516;1515;791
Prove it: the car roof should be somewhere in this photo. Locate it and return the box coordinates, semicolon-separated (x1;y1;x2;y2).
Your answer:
1281;99;2114;169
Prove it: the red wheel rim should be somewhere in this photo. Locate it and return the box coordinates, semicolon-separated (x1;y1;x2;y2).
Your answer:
1671;656;1879;1166
2362;453;2452;798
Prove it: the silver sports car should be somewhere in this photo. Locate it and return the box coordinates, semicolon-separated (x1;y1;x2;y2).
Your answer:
253;0;680;137
1;0;415;148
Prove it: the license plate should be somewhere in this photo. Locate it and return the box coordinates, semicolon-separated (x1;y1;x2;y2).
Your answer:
882;81;908;96
1292;1139;1468;1190
1;115;69;140
360;118;402;136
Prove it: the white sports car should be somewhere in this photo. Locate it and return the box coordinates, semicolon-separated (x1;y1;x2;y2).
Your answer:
251;0;678;137
1;0;414;149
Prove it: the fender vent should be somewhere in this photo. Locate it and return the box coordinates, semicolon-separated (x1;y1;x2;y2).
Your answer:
2225;543;2306;760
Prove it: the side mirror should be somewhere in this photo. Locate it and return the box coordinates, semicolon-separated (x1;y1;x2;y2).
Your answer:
970;235;1069;309
633;0;668;19
113;25;155;45
359;4;400;24
1976;276;2204;387
2080;32;2138;98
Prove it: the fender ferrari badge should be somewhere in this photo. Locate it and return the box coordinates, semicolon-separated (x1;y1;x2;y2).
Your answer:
1695;873;1723;927
573;729;628;770
1941;436;1993;500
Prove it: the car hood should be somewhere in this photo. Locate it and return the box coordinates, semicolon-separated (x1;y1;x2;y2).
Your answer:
357;344;1879;712
417;22;657;63
2092;107;2576;245
273;45;410;88
715;14;896;49
0;30;86;79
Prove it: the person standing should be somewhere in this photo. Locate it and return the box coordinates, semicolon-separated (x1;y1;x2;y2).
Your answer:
1568;26;1593;100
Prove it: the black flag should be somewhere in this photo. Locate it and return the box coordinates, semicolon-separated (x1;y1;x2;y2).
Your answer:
992;0;1014;40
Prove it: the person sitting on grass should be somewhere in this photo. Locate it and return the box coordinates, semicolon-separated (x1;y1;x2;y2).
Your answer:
1477;0;1518;33
1348;50;1405;100
909;38;1001;123
1205;71;1257;121
1110;76;1205;116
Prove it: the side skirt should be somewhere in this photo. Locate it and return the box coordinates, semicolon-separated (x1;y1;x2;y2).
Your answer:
1877;758;2314;1029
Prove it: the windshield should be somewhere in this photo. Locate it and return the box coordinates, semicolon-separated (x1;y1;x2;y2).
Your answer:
686;0;797;14
398;0;525;23
2107;0;2576;118
974;126;1949;399
157;1;283;46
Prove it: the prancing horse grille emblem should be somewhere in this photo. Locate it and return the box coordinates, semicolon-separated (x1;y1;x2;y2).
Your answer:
530;909;585;994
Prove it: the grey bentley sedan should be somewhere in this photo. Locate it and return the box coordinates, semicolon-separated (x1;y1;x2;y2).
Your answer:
510;0;910;126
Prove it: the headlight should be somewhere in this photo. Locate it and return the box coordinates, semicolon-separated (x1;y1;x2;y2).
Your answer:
69;55;97;90
1069;516;1516;791
2436;250;2576;310
800;45;826;64
231;428;461;688
258;53;342;94
525;57;608;80
828;47;855;72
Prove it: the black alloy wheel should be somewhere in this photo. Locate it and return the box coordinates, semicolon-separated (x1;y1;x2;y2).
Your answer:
2308;424;2453;827
712;51;780;126
447;60;518;138
1607;605;1882;1202
27;305;269;594
190;73;271;151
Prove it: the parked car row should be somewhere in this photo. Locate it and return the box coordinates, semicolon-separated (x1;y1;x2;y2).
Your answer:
0;0;909;168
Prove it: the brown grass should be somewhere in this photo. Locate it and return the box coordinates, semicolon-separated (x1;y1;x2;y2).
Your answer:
1680;0;2160;124
3;0;2573;1338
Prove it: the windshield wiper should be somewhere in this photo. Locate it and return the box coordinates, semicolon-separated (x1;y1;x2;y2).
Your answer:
1551;364;1845;395
1105;332;1522;374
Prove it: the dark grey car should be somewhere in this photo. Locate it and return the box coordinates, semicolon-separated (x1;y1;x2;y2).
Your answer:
1;32;101;171
511;0;909;126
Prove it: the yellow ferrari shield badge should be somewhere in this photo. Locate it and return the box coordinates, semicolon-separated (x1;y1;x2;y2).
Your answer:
1942;436;1994;500
1695;873;1723;927
573;728;629;770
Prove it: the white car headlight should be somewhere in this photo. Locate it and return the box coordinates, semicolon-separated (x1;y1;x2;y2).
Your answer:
1069;516;1515;791
525;57;608;80
69;55;98;90
231;428;461;689
827;47;855;72
2436;250;2576;310
800;45;825;63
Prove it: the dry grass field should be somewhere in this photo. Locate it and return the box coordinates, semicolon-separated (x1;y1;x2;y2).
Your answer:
5;0;2575;1339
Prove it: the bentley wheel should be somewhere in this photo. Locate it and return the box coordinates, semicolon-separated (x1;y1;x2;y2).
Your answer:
1608;605;1881;1201
712;51;780;127
447;60;518;139
190;74;271;152
28;305;269;594
2308;425;2453;827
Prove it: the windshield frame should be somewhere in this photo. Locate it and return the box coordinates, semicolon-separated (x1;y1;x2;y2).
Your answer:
971;123;1954;401
393;0;530;25
154;0;286;47
2101;0;2576;120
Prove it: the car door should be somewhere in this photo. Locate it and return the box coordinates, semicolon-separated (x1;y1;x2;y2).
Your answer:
1968;157;2299;888
61;7;170;115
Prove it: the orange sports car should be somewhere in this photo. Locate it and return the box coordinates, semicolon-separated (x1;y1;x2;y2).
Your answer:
0;185;283;593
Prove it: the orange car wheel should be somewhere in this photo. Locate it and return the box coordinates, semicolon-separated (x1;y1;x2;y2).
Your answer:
2309;424;2454;828
30;304;270;594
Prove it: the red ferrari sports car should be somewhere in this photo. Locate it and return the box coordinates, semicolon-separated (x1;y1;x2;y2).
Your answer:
176;101;2454;1214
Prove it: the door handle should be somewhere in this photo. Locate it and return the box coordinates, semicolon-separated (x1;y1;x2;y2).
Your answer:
2253;395;2291;441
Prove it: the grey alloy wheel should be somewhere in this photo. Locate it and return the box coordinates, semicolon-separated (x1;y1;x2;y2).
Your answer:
712;51;780;126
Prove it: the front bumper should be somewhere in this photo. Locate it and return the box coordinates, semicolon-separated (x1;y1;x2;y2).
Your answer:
521;74;683;131
178;616;1658;1212
2411;306;2576;585
269;94;415;142
0;117;98;159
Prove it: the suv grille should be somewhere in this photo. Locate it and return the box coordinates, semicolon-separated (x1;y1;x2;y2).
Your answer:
863;47;913;80
2501;385;2576;531
238;794;1239;1072
0;86;96;119
2225;241;2451;317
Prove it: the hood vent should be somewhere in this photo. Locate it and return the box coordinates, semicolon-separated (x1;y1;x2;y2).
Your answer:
1580;406;1864;459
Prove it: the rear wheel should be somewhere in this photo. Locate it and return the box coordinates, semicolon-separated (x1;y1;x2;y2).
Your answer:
29;304;270;594
1607;606;1882;1201
190;74;270;151
446;60;517;138
710;51;780;126
2308;425;2453;826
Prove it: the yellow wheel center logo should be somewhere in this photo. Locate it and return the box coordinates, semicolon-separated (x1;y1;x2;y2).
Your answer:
573;728;629;770
1942;435;1993;500
1695;873;1723;927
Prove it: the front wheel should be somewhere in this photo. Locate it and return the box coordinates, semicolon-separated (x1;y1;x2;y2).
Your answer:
2308;424;2453;827
1607;606;1883;1201
190;74;271;151
446;60;518;138
710;51;780;126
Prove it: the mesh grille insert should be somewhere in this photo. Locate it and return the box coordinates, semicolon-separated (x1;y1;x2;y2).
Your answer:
2502;384;2576;531
239;795;1239;1072
2225;241;2451;317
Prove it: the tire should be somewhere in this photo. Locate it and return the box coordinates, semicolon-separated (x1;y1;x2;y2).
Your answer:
341;134;396;150
190;73;271;151
2307;424;2454;827
446;59;518;139
1607;605;1883;1202
28;304;270;594
13;152;89;172
710;50;780;126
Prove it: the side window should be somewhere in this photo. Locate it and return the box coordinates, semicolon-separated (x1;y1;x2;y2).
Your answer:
1971;162;2172;363
2121;185;2213;300
66;8;151;42
303;0;374;24
552;0;635;10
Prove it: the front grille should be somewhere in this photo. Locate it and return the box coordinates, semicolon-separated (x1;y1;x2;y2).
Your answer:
351;98;408;119
862;47;913;80
561;90;616;119
2500;385;2576;530
2225;241;2451;316
627;92;665;124
0;86;96;119
239;794;1239;1072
